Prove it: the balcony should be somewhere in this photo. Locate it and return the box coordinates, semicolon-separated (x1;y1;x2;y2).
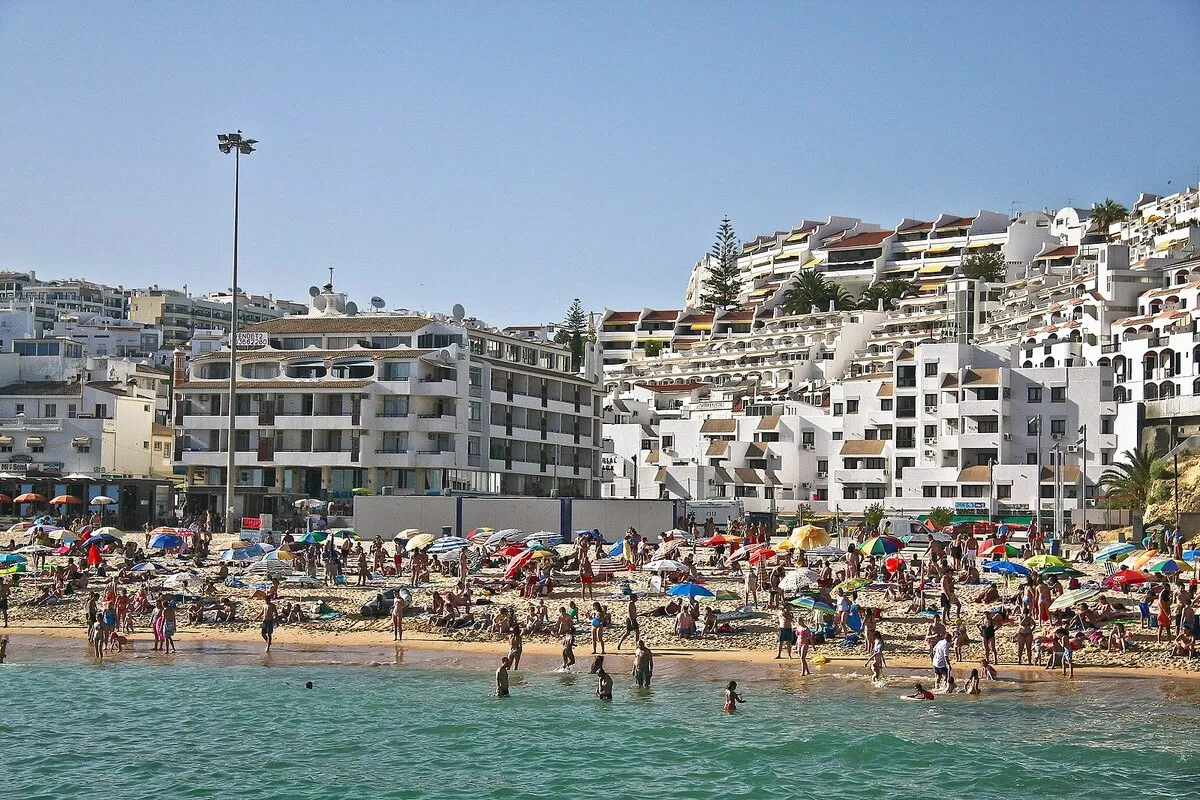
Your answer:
273;413;353;430
411;378;459;396
838;468;889;484
0;417;63;431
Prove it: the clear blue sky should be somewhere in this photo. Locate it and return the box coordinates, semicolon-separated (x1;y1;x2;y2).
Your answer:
2;2;1198;325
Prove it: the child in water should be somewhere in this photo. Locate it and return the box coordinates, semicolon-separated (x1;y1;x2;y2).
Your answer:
865;639;886;683
561;632;576;670
724;681;745;713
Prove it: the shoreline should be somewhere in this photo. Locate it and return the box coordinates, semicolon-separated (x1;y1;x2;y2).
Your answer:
5;621;1195;682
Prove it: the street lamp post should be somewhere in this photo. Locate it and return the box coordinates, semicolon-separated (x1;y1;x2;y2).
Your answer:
1029;415;1042;528
988;457;996;524
1077;423;1087;534
217;130;257;535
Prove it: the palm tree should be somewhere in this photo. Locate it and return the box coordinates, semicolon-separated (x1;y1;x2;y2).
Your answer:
1100;446;1170;533
781;270;854;316
1090;197;1129;239
859;279;911;310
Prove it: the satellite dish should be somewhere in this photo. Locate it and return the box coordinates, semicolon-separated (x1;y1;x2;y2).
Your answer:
451;303;466;321
308;285;320;298
313;295;328;311
346;301;358;316
370;296;385;309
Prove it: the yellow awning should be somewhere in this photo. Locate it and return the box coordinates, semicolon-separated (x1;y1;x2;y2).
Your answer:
749;287;774;297
967;241;993;249
919;264;950;274
752;256;772;266
690;323;713;331
925;244;952;254
803;256;823;267
1157;237;1187;252
785;232;809;244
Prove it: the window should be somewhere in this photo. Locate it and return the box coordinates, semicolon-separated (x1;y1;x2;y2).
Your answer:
44;404;56;417
864;487;886;500
802;431;815;447
1027;387;1042;403
832;403;843;416
924;361;938;377
924;394;937;408
924;425;936;438
832;432;842;441
1051;386;1066;403
939;485;958;498
895;457;914;478
68;404;77;418
865;430;878;440
1050;418;1066;436
846;399;859;414
759;432;780;443
896;396;916;418
14;404;23;414
897;365;917;388
923;485;937;498
896;427;914;449
961;485;986;498
143;441;150;449
1027;452;1037;465
878;427;893;441
1101;451;1111;465
661;435;674;450
880;399;893;411
1101;418;1113;434
816;459;828;474
94;404;108;419
978;419;999;433
997;485;1012;499
31;443;45;454
1026;418;1039;436
154;442;163;451
0;443;12;454
380;362;411;381
379;396;409;417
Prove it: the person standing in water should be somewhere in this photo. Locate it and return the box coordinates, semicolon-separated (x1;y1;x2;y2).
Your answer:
633;640;654;687
261;597;277;653
496;656;511;697
776;604;795;660
591;656;613;700
724;681;745;713
507;624;524;671
561;630;576;670
162;600;177;654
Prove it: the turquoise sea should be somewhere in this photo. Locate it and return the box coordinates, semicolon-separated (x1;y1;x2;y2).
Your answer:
2;639;1198;799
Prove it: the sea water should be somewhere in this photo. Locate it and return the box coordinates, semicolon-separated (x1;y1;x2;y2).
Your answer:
1;644;1198;799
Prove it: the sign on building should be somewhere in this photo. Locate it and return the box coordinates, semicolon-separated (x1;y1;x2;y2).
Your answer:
234;332;269;348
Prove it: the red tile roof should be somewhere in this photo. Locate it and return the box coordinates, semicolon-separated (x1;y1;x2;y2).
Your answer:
643;310;682;321
822;230;892;250
1037;246;1078;260
604;311;640;322
937;216;976;229
637;382;706;393
899;220;934;232
679;313;715;324
720;312;754;321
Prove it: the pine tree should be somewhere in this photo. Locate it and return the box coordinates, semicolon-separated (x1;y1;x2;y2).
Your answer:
559;298;587;371
699;216;743;311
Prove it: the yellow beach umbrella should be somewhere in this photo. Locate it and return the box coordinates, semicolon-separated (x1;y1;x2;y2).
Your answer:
406;533;435;552
775;539;797;551
791;525;831;549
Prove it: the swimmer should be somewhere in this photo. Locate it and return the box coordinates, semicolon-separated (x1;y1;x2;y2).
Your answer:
496;656;511;697
633;640;654;687
305;681;314;690
0;635;7;663
907;682;934;700
590;656;612;700
724;680;745;713
561;631;576;670
965;669;981;695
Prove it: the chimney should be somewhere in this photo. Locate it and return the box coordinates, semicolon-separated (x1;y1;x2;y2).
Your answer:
172;347;187;385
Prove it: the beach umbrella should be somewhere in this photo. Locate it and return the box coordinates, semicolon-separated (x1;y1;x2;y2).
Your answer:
428;536;470;554
779;569;822;592
524;542;556;554
50;495;82;506
652;539;682;559
263;549;295;561
775;539;797;551
16;544;53;555
1147;558;1192;574
293;498;325;510
7;521;32;532
148;526;179;535
395;529;423;540
661;528;691;540
698;534;742;547
246;561;295;578
131;562;157;574
0;494;11;504
576;529;609;544
1120;550;1158;571
0;563;27;575
283;574;320;586
221;543;269;561
727;542;768;563
1049;587;1102;611
161;571;207;589
1094;542;1136;562
48;529;77;542
406;533;435;552
485;529;522;548
982;560;1031;577
466;527;494;540
748;548;777;565
1104;569;1148;587
149;533;184;550
0;553;27;566
1024;554;1070;571
329;529;358;541
884;555;904;573
525;549;556;561
89;495;116;506
644;559;689;573
979;542;1022;558
833;577;870;594
493;544;525;558
524;531;563;546
1144;523;1167;535
92;526;123;538
503;550;536;580
14;492;46;504
859;536;904;556
667;583;714;599
87;532;122;547
791;525;831;549
789;596;835;615
300;532;329;544
1182;549;1200;563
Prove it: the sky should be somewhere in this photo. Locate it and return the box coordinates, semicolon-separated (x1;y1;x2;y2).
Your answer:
2;2;1199;326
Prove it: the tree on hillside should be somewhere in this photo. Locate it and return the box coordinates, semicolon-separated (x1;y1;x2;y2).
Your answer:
961;251;1006;282
781;270;855;316
859;279;912;310
1101;446;1171;533
553;298;587;371
1091;197;1129;237
699;216;743;311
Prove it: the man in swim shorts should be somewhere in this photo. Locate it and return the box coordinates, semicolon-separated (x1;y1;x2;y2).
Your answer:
261;597;277;653
496;656;510;697
633;640;654;687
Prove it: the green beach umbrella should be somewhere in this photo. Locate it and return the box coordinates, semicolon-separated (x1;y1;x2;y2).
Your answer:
859;536;904;556
1147;558;1192;574
1049;587;1102;611
1023;554;1069;571
789;596;835;615
833;577;870;594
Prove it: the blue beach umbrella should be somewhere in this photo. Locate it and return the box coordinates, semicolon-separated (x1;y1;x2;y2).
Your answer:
667;583;714;599
148;533;184;550
1094;543;1136;562
428;536;470;554
576;529;608;544
221;543;268;561
982;560;1032;577
0;553;27;566
131;562;157;574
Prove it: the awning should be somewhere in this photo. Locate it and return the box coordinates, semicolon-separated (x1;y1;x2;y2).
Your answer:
749;287;775;297
919;264;951;274
713;467;734;484
72;437;92;446
689;323;713;331
785;232;810;243
735;467;763;484
644;449;660;465
706;440;729;457
25;437;45;447
876;382;894;397
744;442;768;458
1157;237;1188;252
925;244;952;254
967;241;994;249
0;436;12;445
765;469;783;486
839;439;887;455
803;256;823;268
751;257;771;266
957;465;993;483
757;415;781;431
653;467;668;482
285;358;326;366
331;357;374;366
701;419;736;434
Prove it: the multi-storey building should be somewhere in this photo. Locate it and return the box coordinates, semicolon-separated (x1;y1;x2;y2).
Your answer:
173;284;603;520
129;287;302;348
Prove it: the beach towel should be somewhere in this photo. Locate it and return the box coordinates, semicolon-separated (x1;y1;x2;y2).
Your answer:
315;612;343;622
223;577;248;589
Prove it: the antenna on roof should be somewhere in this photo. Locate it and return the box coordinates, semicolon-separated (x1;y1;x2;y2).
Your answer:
308;286;320;298
370;296;386;310
451;303;466;321
328;266;335;286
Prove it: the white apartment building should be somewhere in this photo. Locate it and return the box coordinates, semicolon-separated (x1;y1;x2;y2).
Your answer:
129;286;302;348
174;284;603;521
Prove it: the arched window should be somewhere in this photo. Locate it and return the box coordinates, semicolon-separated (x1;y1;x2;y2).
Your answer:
1145;384;1159;400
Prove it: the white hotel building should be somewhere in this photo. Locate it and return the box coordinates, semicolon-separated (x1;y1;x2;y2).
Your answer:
174;284;603;520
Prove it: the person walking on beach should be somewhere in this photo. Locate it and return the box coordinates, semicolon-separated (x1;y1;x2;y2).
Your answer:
590;602;606;654
633;640;654;687
261;597;277;653
496;656;511;697
617;595;639;650
796;619;813;676
866;638;886;682
776;604;795;660
724;681;745;713
562;631;576;670
391;592;407;641
591;656;613;700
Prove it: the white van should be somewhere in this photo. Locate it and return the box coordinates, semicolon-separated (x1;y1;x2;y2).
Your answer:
881;517;950;549
681;500;745;531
